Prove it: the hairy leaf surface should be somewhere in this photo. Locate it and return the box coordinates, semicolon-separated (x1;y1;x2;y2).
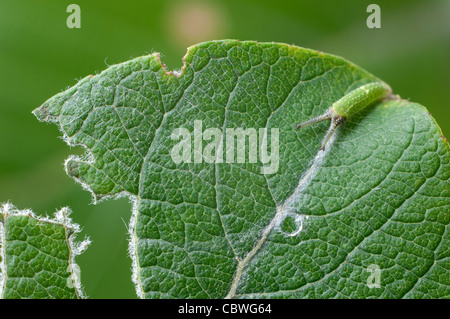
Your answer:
0;203;89;299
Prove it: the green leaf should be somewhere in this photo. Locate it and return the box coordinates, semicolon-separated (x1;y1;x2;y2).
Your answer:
0;203;90;299
33;40;450;298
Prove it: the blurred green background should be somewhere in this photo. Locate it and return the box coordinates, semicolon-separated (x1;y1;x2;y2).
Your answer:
0;0;448;298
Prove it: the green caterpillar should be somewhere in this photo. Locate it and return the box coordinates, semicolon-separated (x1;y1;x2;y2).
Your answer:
296;82;392;150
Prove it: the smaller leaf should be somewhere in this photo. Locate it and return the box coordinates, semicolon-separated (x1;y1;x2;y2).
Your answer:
0;203;90;299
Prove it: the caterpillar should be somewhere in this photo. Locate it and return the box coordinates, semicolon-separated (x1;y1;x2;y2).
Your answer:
296;82;392;150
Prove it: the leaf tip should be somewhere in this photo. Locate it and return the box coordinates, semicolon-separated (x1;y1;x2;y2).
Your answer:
32;104;49;122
